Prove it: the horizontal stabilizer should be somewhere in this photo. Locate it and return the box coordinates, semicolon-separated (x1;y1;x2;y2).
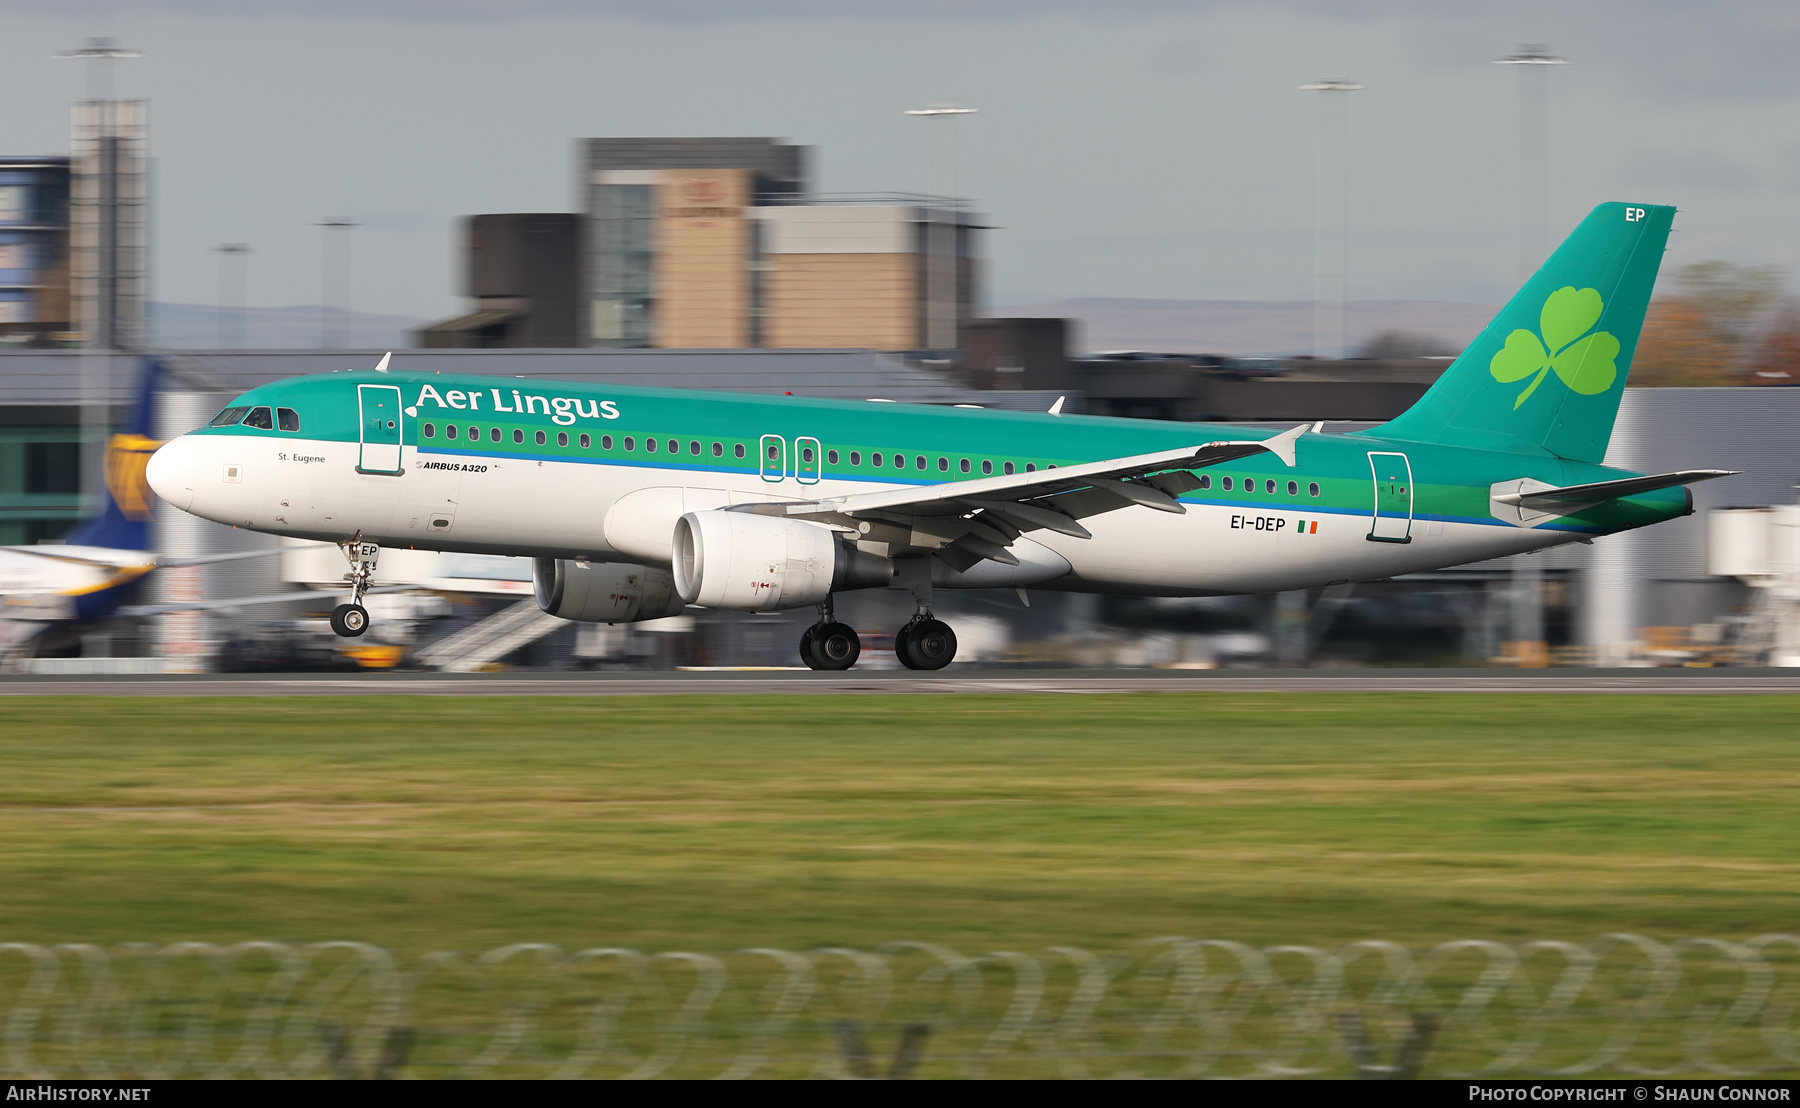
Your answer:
1492;469;1736;511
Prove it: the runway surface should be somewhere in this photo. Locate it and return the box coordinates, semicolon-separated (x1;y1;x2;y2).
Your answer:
4;669;1800;696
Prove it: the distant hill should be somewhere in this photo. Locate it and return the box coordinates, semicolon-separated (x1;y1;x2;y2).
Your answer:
148;303;428;351
992;298;1498;358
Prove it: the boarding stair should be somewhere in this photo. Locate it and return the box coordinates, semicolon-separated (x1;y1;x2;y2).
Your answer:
415;599;566;672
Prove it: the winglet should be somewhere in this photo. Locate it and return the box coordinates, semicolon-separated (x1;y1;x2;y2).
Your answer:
1261;424;1307;468
374;352;392;373
1048;395;1065;416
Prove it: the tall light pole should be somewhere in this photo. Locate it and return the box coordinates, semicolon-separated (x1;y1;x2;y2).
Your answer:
1495;45;1566;279
316;218;356;349
1300;80;1361;361
55;38;141;526
905;104;976;354
214;243;250;349
1494;45;1564;668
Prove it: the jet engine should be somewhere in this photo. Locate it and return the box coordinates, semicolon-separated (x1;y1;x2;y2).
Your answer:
532;559;687;623
672;510;891;612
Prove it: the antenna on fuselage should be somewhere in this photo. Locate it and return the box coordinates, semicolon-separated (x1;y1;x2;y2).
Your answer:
374;351;391;373
1048;395;1065;416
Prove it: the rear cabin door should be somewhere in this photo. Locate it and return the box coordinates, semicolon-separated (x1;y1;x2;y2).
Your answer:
358;384;404;475
1367;451;1413;543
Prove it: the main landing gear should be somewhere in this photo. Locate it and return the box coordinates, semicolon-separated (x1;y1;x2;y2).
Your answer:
799;597;862;671
797;597;960;672
895;614;957;671
330;535;379;639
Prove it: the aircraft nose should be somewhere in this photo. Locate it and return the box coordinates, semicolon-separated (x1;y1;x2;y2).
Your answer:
146;435;198;512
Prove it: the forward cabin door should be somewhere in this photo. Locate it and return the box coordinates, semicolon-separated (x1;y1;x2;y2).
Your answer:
1366;451;1413;543
358;384;404;475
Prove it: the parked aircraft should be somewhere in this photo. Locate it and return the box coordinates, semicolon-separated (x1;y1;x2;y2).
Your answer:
145;203;1729;671
0;360;290;663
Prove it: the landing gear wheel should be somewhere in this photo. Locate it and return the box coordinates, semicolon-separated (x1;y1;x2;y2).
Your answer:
897;618;956;671
805;622;861;671
330;603;369;638
894;621;919;670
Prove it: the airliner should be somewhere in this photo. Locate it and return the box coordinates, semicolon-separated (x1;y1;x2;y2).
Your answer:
144;203;1728;671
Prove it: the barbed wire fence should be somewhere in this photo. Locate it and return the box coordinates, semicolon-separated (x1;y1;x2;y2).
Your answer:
3;935;1797;1079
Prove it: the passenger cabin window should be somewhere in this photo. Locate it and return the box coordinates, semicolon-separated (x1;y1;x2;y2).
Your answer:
1309;482;1320;497
514;429;525;444
557;432;568;447
1222;476;1233;491
424;423;436;438
713;442;723;457
601;435;612;449
827;449;839;465
1265;479;1276;494
1025;464;1036;473
690;441;701;456
647;438;657;452
872;453;883;467
208;406;251;428
981;460;992;475
489;427;500;442
916;456;927;470
241;407;274;430
960;459;971;473
667;439;678;454
579;433;590;448
734;443;745;459
277;408;301;432
536;430;547;445
624;437;635;451
850;451;861;466
938;457;949;472
1287;480;1298;496
1198;474;1211;490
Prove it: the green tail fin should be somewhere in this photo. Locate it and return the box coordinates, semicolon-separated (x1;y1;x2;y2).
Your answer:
1375;202;1674;462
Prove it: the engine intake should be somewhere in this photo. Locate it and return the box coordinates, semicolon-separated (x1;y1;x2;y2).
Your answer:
532;559;686;623
672;510;891;612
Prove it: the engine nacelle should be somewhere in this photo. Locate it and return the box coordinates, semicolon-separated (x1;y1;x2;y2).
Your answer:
672;510;891;612
532;559;687;623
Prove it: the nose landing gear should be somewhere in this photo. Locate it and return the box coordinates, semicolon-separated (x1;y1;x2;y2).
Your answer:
799;598;862;671
331;534;379;639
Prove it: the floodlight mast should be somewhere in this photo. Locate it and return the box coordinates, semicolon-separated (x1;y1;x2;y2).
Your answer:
1494;46;1566;664
1495;45;1567;279
905;104;978;353
1300;79;1362;361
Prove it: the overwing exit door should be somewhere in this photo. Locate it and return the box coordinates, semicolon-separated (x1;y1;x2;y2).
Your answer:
358;384;404;475
1367;451;1413;543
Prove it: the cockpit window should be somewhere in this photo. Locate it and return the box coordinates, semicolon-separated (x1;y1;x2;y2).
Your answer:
208;406;251;428
241;407;274;430
277;407;301;432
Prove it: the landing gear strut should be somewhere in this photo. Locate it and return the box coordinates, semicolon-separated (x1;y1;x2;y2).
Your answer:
330;534;378;639
800;597;861;671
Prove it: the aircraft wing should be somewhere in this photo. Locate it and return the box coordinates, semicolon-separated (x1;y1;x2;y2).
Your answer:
777;424;1306;569
1492;469;1736;512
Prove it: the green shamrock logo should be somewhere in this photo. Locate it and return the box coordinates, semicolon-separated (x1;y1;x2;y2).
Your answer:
1488;286;1621;409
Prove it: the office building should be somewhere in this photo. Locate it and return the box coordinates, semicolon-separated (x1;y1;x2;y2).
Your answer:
0;157;73;346
415;214;583;348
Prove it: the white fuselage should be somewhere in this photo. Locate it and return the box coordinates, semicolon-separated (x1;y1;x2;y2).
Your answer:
157;431;1568;599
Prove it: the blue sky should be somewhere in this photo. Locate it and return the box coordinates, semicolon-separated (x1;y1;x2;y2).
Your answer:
3;1;1797;319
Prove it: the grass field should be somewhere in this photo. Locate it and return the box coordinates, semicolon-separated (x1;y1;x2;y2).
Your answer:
0;692;1795;956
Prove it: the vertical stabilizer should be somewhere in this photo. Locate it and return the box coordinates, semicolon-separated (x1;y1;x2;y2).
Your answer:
62;356;162;551
1374;202;1674;462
